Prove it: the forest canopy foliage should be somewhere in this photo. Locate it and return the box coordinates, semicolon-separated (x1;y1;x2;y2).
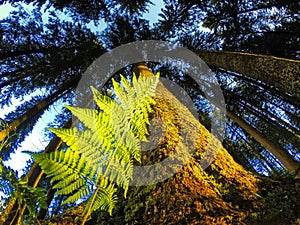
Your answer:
0;0;299;224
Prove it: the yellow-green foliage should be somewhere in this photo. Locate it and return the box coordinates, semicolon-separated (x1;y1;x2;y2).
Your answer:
30;73;159;217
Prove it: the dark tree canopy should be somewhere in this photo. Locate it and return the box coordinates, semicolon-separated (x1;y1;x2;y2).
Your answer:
0;0;299;224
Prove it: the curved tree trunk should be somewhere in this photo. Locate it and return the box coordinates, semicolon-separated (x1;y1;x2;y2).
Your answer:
0;77;79;143
214;68;300;108
196;50;300;106
180;79;299;174
37;65;299;225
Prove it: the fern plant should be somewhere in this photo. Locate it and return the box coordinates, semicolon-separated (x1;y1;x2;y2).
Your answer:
0;122;47;225
29;73;159;223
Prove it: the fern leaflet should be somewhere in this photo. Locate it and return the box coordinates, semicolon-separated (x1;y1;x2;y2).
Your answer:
29;73;159;220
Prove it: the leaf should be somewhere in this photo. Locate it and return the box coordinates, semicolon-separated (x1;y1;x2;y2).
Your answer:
29;72;160;218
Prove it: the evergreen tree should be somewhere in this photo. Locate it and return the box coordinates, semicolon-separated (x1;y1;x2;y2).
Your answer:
0;1;299;224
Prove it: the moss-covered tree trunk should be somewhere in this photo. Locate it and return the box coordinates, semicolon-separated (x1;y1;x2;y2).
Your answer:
118;83;260;224
40;66;300;225
91;66;299;225
195;50;300;106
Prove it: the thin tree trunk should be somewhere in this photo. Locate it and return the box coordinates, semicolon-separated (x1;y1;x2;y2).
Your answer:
180;79;299;174
0;119;72;225
227;122;278;173
0;77;79;142
225;108;299;173
0;196;15;225
196;50;300;105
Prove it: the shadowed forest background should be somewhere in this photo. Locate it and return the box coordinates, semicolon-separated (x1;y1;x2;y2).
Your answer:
0;0;299;224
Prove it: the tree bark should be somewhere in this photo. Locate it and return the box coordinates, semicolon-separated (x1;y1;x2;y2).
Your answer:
180;79;299;174
0;77;79;142
214;68;300;108
123;81;259;224
90;66;299;225
195;50;300;105
35;65;300;225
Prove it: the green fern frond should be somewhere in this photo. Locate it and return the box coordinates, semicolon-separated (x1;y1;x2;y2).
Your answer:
85;180;118;216
47;127;79;149
32;149;99;207
102;155;133;197
65;106;99;131
32;149;89;183
63;185;93;205
90;86;114;113
30;72;160;220
56;178;88;195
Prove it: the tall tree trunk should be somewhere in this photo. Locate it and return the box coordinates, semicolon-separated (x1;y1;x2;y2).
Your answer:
217;104;299;174
0;77;79;142
180;80;299;174
215;68;300;108
195;50;300;105
121;80;259;224
225;123;276;173
99;66;299;225
39;65;299;225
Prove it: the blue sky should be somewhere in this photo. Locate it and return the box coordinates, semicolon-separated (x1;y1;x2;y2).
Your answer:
0;3;14;18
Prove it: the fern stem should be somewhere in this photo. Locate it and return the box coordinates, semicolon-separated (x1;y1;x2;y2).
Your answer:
81;177;104;225
8;208;18;225
17;206;24;225
16;171;45;224
81;143;119;225
32;170;44;188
